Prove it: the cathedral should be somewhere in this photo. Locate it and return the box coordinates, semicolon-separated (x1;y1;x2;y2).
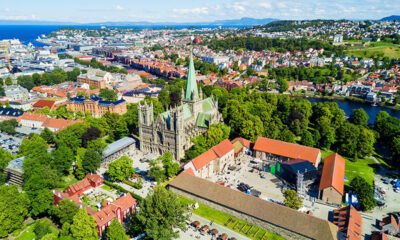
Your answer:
138;52;222;160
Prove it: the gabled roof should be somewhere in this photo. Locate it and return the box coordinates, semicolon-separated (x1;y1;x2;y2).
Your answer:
212;139;234;157
319;153;345;195
253;137;321;165
332;205;362;240
232;137;251;149
169;173;338;240
192;149;218;170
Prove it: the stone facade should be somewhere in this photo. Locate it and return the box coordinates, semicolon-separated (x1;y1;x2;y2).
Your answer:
319;187;343;206
138;52;222;160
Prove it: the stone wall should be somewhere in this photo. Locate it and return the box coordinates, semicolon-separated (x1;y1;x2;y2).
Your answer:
170;186;312;240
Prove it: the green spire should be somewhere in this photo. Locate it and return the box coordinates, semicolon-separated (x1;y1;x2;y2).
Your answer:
185;51;199;101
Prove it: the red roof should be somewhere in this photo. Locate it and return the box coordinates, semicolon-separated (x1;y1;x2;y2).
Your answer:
333;205;362;240
191;139;234;170
32;100;56;109
319;153;345;195
183;168;195;176
17;112;49;123
212;139;234;157
43;118;81;131
91;193;136;227
192;149;217;170
253;137;320;165
67;178;91;195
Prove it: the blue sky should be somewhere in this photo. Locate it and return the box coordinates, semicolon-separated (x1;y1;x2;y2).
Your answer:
0;0;398;22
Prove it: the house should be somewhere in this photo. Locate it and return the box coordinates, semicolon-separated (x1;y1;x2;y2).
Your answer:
319;153;345;205
65;174;104;198
379;215;399;236
17;112;80;132
4;85;30;101
332;205;362;240
91;193;137;236
184;139;235;179
253;137;321;167
5;156;25;186
32;100;57;110
231;137;251;157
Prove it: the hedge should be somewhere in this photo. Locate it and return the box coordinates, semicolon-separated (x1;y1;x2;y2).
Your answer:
104;180;143;203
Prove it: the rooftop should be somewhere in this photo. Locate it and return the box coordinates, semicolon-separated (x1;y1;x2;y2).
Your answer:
102;137;136;158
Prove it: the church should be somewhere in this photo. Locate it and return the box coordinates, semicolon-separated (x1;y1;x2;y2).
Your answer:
138;52;222;160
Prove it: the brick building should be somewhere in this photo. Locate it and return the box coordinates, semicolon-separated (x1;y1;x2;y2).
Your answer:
332;205;362;240
77;69;112;89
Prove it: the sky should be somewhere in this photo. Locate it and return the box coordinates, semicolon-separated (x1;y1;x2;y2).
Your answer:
0;0;398;23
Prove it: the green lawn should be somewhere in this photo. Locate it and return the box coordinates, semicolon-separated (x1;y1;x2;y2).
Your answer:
180;197;285;240
15;219;59;240
345;43;400;58
321;149;378;186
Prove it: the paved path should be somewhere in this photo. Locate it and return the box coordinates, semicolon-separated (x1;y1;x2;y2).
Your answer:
178;214;249;240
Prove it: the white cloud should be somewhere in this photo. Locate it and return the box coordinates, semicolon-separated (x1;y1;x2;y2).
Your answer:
114;5;124;11
4;8;10;12
259;2;272;10
172;7;209;15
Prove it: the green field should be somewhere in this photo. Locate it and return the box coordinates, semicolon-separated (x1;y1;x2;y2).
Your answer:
345;42;400;59
180;197;285;240
14;219;59;240
321;150;379;186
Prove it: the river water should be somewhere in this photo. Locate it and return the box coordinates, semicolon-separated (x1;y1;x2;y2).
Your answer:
307;98;400;124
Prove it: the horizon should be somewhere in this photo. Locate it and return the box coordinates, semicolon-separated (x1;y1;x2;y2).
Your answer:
1;0;398;23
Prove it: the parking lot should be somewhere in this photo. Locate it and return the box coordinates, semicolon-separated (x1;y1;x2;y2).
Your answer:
0;132;24;154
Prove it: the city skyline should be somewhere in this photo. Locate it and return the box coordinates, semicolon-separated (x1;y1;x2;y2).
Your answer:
0;0;398;23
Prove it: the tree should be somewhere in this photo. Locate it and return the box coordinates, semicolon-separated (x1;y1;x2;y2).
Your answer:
336;123;360;157
148;165;166;183
0;119;18;134
277;78;289;93
357;128;376;158
133;187;188;240
350;177;376;211
349;109;369;127
29;189;54;217
0;148;12;184
40;128;56;145
99;88;118;101
300;130;315;147
160;152;180;178
106;219;129;240
81;127;101;148
70;209;98;240
34;219;53;240
55;123;87;154
107;156;135;181
52;144;75;175
82;149;101;174
0;185;30;238
50;199;79;226
283;189;303;210
5;76;12;86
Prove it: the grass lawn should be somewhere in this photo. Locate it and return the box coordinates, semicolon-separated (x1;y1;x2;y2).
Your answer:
321;149;378;186
180;197;285;240
345;43;400;58
15;219;59;240
101;184;112;191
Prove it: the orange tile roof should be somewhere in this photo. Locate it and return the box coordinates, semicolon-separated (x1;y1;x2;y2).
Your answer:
253;137;320;165
212;139;234;158
192;149;218;170
231;137;251;149
33;100;56;109
333;205;362;240
43;118;81;131
18;112;49;123
319;153;345;195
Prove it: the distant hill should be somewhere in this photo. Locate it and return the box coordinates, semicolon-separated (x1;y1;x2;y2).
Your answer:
380;15;400;21
0;17;278;27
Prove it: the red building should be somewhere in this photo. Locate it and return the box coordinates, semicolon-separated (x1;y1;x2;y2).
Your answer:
92;193;137;235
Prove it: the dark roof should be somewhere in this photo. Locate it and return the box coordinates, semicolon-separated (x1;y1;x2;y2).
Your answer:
0;107;24;117
69;95;126;106
281;160;317;174
169;173;338;240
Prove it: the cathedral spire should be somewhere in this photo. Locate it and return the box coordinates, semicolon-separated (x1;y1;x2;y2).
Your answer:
185;51;199;101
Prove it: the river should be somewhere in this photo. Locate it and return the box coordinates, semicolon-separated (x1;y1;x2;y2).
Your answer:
307;98;400;124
